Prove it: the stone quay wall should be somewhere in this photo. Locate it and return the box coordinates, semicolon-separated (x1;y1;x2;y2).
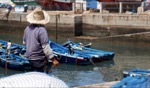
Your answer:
82;14;150;37
0;12;150;41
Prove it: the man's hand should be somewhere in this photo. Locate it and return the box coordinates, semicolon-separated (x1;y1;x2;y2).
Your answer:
51;57;59;66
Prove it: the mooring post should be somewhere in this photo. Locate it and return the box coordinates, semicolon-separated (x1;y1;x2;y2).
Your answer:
119;2;123;14
80;3;83;13
72;2;76;14
141;1;144;11
99;2;103;14
20;14;22;22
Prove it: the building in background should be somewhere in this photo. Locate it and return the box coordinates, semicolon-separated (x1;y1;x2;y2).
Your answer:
10;0;144;12
0;0;11;3
11;0;38;5
35;0;74;10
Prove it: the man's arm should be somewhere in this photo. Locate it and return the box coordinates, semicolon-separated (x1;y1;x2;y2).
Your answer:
23;41;26;45
42;44;59;66
23;28;27;45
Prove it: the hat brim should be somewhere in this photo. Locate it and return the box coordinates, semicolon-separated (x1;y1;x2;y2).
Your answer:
8;1;15;7
26;11;50;25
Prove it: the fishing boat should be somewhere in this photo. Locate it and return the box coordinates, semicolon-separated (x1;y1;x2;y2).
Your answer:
111;68;150;88
62;40;92;48
0;40;26;56
0;54;31;71
11;0;38;5
0;40;95;65
35;0;73;10
0;40;93;65
111;75;150;88
49;41;94;65
123;68;150;77
62;40;115;62
0;40;30;70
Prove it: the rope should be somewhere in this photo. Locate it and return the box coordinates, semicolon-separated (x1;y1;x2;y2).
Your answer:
89;57;97;67
89;57;120;81
65;55;68;62
57;54;61;60
49;65;55;73
75;58;78;64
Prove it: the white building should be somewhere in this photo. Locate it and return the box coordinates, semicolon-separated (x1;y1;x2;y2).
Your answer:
75;0;87;10
0;0;11;3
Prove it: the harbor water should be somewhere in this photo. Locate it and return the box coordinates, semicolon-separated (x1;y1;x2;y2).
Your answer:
0;26;150;87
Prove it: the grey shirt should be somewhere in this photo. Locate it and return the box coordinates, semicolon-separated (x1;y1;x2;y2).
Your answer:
23;24;54;60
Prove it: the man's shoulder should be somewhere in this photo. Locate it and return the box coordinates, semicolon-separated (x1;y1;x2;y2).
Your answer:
38;26;46;30
37;26;47;33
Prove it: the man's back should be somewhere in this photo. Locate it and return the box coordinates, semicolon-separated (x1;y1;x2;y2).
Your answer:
23;24;49;60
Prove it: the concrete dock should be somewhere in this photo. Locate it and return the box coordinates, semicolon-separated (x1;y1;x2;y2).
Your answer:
0;9;150;39
74;81;119;88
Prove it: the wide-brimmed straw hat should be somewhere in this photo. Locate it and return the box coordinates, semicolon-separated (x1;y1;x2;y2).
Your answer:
26;7;50;25
8;1;15;7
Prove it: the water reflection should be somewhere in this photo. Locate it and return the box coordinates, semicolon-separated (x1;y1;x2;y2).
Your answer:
0;60;114;87
55;60;114;71
52;70;104;87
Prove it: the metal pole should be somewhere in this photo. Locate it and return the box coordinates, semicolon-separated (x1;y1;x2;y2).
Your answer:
56;14;58;43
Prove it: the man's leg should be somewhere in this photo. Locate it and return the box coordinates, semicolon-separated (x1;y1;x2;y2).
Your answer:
43;61;53;74
29;60;53;73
